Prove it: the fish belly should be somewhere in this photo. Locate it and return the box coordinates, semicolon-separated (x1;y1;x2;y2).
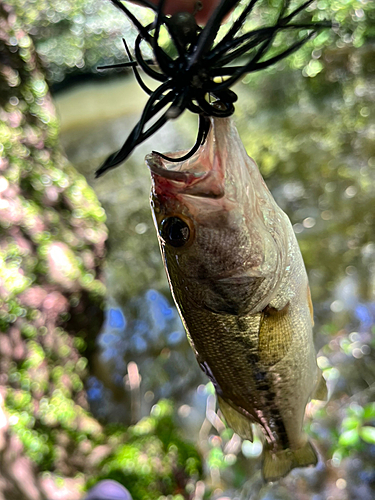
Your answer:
175;289;319;481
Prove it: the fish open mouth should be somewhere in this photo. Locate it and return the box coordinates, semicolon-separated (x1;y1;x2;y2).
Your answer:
146;117;233;199
146;150;208;183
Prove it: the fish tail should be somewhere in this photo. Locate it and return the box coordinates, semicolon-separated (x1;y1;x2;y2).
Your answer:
262;440;318;482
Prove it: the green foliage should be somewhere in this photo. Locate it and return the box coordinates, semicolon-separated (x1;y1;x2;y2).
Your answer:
234;0;375;308
2;0;375;498
7;0;153;84
337;402;375;452
0;5;109;486
88;401;202;500
7;0;373;88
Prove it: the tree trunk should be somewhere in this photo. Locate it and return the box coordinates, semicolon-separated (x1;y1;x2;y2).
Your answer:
0;4;108;499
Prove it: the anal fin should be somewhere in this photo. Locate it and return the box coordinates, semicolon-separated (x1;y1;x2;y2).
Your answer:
218;396;253;441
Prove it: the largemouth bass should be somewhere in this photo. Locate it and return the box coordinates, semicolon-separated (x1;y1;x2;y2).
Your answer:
146;117;326;481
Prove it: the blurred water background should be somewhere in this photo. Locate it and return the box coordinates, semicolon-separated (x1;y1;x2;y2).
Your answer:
4;0;375;499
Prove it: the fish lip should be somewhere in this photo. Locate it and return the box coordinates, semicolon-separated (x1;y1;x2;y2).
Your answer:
147;117;245;199
145;152;205;183
146;150;225;199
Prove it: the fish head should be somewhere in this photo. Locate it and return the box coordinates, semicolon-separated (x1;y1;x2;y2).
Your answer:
147;117;287;315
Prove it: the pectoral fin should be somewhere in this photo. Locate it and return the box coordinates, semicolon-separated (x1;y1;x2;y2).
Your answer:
307;284;314;325
258;303;292;366
218;396;253;441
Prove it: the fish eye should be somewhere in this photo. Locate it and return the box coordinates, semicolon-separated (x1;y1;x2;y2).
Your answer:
160;217;191;248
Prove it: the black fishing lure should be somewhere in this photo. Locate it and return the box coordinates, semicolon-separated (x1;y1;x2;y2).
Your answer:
96;0;330;177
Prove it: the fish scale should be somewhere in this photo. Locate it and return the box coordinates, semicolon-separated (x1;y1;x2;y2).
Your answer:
174;287;290;446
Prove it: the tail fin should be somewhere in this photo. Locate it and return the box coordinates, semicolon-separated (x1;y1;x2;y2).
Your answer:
262;440;318;482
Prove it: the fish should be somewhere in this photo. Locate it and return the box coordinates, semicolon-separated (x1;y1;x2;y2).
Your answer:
146;116;327;481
